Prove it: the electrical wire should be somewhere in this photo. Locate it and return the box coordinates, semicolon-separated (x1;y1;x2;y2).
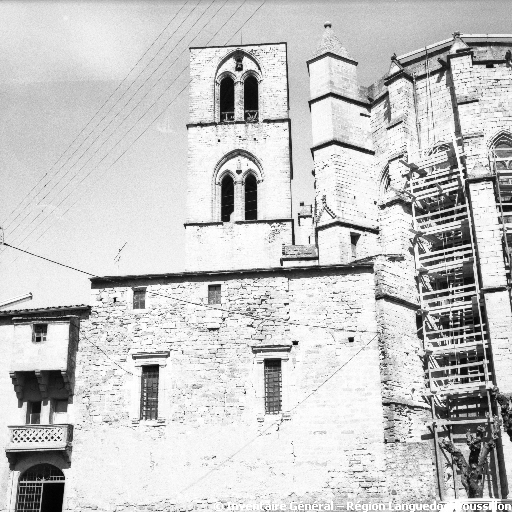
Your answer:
5;0;261;260
4;0;217;242
4;0;250;255
2;0;193;231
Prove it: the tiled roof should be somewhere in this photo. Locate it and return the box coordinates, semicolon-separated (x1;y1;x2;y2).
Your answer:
0;304;90;316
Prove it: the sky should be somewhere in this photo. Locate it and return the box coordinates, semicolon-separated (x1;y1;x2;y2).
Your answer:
1;0;511;309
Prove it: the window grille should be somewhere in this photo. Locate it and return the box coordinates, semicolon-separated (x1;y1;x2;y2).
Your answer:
245;174;258;220
264;359;282;414
221;175;235;222
140;365;159;420
32;324;47;343
208;284;221;305
16;464;65;512
133;289;146;309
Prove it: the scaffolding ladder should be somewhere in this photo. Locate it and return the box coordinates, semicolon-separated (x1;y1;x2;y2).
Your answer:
407;136;500;499
490;144;512;282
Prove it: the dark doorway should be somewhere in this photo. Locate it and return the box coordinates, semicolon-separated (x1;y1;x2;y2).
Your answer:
16;464;65;512
41;483;64;512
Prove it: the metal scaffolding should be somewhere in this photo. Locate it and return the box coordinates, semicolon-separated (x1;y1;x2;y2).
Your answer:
407;136;499;499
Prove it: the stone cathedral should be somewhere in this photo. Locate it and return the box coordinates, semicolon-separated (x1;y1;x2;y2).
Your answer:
2;24;512;512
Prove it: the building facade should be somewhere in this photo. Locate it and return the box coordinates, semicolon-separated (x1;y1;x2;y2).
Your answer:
2;26;512;511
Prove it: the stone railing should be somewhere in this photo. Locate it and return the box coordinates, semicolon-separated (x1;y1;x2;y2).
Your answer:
6;424;73;454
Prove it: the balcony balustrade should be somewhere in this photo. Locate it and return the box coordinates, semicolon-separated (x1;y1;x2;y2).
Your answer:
6;424;73;461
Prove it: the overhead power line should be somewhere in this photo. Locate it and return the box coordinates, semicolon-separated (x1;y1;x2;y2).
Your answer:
3;0;258;260
3;241;367;333
4;0;262;262
2;0;192;230
3;0;216;242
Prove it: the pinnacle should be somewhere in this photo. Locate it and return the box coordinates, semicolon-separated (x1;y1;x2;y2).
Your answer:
313;22;351;59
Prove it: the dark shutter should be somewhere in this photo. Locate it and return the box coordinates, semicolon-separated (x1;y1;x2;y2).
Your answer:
264;359;282;414
140;366;159;420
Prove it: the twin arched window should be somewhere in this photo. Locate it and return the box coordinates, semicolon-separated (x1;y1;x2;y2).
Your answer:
219;75;259;123
220;174;258;222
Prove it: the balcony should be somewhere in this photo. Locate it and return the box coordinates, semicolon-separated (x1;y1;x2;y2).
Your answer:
6;424;73;462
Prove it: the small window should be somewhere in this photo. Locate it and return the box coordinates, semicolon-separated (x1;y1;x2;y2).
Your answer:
221;175;235;222
133;288;146;309
244;75;259;122
220;76;235;122
32;324;47;343
245;174;258;220
208;284;221;305
51;399;68;424
27;401;42;425
140;365;159;421
264;359;282;414
350;233;361;259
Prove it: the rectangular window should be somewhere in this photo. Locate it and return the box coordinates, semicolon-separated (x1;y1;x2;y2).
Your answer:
32;324;47;343
208;284;221;305
133;288;146;309
264;359;282;414
51;399;68;424
140;365;159;420
350;233;360;259
26;401;42;425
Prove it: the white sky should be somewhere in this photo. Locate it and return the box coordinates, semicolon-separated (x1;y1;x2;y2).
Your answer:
0;0;510;309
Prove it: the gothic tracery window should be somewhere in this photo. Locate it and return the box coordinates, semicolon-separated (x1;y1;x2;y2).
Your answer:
490;136;512;172
245;173;258;220
221;175;235;222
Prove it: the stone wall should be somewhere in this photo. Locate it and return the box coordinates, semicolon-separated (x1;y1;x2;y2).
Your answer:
62;266;395;511
184;220;293;271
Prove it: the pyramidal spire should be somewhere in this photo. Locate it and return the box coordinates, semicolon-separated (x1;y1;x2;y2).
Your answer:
313;22;351;59
388;53;404;76
449;31;470;54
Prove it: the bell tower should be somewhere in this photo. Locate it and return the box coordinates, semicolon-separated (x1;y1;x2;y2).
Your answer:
307;23;378;265
184;43;293;272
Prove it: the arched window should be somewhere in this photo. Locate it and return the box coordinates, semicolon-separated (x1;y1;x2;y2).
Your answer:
221;175;234;222
16;464;65;512
219;76;235;122
244;76;259;122
245;174;258;220
491;136;512;172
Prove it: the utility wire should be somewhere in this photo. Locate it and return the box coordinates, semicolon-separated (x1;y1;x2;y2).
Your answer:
4;0;246;254
4;241;367;332
2;0;192;231
178;334;377;496
5;0;260;260
4;0;215;242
